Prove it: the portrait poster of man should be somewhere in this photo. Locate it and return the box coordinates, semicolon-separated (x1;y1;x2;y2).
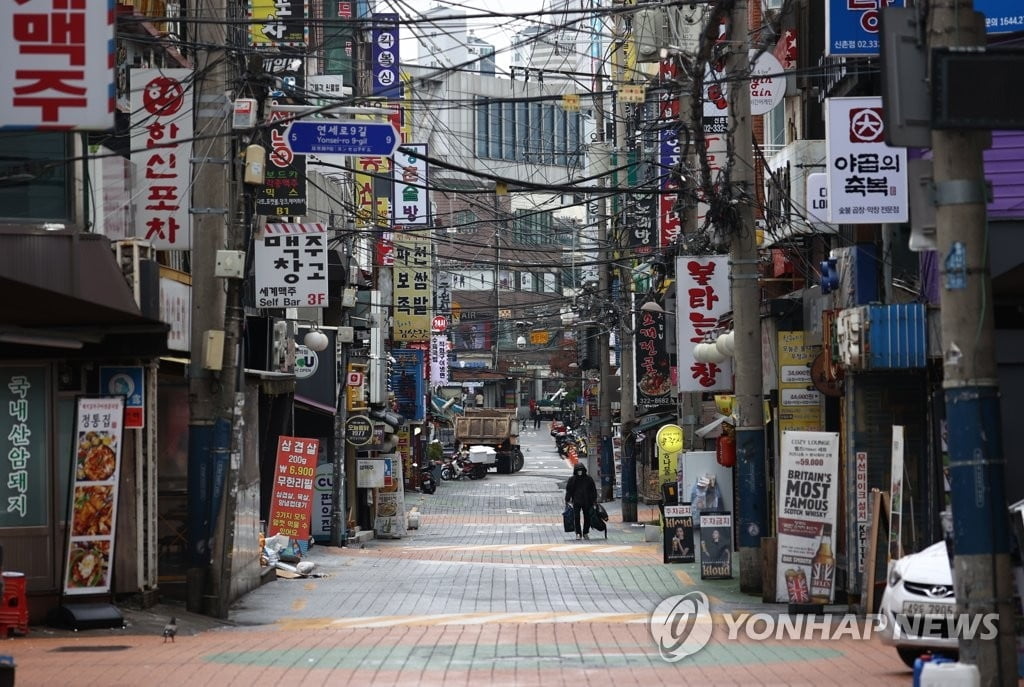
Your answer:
699;512;733;579
663;504;695;564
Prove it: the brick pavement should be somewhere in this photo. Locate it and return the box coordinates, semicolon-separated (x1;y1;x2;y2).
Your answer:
3;428;919;685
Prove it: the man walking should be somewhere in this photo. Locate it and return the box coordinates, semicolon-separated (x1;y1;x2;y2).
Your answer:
565;464;597;539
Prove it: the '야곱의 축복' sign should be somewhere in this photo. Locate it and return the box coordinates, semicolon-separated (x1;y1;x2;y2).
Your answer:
775;430;839;605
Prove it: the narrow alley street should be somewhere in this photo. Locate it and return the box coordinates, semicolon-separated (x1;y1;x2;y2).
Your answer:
9;425;912;686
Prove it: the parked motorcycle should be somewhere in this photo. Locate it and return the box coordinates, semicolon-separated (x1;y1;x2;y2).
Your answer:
442;450;488;480
416;462;437;494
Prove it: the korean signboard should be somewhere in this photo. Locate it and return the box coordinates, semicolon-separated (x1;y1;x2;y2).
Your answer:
392;232;433;341
633;305;673;408
775;431;839;604
826;0;902;57
249;0;307;47
664;504;695;564
1;367;47;528
777;331;821;433
267;435;319;538
622;191;658;256
314;463;334;539
979;0;1024;33
131;69;194;249
825;97;908;224
393;144;429;225
676;255;732;392
64;396;125;595
356;459;386;488
1;0;114;130
254;223;329;308
659;59;681;248
371;14;401;97
100;366;145;429
390;349;426;423
430;334;450;387
699;512;733;579
256;109;307;217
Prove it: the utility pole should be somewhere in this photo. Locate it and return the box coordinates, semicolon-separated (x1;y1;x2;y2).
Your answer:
929;1;1015;682
186;0;232;614
595;63;612;493
726;0;766;594
610;0;636;521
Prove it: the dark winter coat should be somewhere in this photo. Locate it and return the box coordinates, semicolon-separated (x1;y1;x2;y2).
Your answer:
565;466;597;507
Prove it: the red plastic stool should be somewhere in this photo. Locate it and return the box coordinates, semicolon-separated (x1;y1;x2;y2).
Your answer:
0;573;28;637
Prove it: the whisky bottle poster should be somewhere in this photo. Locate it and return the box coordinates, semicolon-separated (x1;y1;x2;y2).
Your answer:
774;430;840;604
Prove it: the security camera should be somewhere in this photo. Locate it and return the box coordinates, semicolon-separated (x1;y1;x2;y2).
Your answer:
516;335;527;349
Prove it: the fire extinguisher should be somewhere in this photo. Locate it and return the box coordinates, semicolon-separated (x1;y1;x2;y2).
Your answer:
717;432;736;468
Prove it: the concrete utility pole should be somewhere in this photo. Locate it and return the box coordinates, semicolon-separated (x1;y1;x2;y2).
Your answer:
725;0;767;594
186;0;246;619
929;1;1015;682
595;66;613;495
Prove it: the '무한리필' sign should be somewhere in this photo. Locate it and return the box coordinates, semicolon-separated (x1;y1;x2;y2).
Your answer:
267;435;320;538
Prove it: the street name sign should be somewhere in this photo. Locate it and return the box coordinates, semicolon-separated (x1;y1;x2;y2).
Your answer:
287;120;400;156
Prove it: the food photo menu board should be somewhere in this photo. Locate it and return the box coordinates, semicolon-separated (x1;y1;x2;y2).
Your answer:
63;396;125;596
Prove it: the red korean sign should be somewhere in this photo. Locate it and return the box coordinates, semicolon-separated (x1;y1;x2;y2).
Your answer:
2;0;115;130
267;435;320;538
676;255;732;392
131;69;193;249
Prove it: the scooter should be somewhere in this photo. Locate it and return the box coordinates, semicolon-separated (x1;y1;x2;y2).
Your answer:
416;462;437;494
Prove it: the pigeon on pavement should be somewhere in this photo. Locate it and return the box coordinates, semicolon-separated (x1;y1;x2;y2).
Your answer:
163;617;177;643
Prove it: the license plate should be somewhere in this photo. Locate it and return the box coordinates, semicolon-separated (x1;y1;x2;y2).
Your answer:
902;601;954;616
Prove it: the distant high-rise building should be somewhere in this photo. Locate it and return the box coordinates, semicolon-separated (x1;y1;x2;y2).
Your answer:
417;6;496;75
510;0;601;85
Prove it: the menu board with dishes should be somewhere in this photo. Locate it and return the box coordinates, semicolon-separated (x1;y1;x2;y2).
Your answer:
63;396;125;596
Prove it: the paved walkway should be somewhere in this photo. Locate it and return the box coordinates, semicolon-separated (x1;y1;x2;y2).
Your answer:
4;425;917;686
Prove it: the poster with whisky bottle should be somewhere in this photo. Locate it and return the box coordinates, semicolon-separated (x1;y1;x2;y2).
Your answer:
774;430;839;604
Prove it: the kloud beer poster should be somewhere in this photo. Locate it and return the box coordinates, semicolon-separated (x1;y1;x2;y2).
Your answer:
775;430;839;604
267;435;320;539
663;504;695;564
699;512;732;579
64;396;125;596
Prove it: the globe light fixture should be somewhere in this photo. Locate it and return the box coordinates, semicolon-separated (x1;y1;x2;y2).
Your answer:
304;328;330;352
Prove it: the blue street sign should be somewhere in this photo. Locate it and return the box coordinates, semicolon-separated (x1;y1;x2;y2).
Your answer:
287;120;400;156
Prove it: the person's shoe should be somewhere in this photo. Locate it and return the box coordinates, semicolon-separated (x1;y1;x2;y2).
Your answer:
583;533;590;540
576;534;582;540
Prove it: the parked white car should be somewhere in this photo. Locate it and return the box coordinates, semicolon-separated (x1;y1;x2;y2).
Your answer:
878;541;959;667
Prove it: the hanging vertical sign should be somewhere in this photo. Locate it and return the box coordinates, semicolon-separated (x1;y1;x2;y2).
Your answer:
254;223;329;308
393;144;429;225
825;96;908;224
2;0;115;130
392;232;432;341
633;305;673;408
390;349;426;422
64;396;125;595
371;13;401;97
256;109;307;217
676;255;732;392
0;367;47;529
131;68;194;249
249;0;307;47
267;435;319;539
659;58;682;248
775;430;840;604
430;334;449;387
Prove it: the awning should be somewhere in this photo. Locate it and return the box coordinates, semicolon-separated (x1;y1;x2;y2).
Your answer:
634;411;677;433
0;229;169;358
